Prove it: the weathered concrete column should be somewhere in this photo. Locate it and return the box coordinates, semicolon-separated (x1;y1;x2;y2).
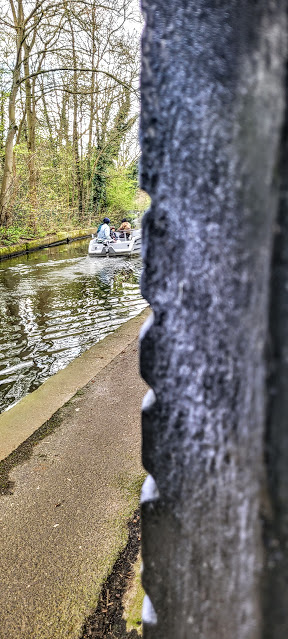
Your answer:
139;2;287;638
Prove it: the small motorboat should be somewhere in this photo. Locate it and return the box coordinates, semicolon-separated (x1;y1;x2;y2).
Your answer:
88;230;141;257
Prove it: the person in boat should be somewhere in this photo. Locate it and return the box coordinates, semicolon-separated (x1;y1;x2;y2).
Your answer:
97;217;111;241
117;218;131;238
110;226;118;241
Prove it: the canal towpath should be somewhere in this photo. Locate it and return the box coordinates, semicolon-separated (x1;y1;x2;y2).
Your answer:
0;308;150;639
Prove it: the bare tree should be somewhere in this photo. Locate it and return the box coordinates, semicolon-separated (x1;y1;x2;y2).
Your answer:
0;0;140;228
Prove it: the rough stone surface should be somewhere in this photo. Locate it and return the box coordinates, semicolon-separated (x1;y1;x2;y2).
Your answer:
139;2;287;638
263;59;288;638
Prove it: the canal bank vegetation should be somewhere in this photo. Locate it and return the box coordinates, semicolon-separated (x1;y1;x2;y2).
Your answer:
0;0;149;246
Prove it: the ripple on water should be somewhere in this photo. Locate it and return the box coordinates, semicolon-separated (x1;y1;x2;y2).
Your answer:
0;242;146;412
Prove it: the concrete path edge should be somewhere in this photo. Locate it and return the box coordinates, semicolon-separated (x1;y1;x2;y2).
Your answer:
0;228;97;261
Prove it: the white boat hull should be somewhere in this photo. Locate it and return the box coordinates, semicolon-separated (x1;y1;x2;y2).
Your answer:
88;230;141;258
88;240;108;256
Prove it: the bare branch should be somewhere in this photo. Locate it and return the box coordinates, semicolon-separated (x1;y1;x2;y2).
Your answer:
18;66;135;92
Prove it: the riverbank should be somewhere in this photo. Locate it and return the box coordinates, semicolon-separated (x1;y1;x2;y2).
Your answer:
0;308;150;639
0;227;97;261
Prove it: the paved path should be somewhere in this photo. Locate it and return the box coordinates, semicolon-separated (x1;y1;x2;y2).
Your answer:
0;329;148;638
0;309;150;461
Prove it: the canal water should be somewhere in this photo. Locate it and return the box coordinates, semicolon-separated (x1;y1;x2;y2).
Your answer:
0;239;147;413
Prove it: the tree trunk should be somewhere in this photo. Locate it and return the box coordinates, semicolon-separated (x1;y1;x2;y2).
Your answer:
0;89;6;167
23;41;37;229
85;3;97;214
0;4;23;225
67;9;82;216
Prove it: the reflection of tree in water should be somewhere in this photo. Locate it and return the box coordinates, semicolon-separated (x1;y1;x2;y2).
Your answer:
0;256;144;411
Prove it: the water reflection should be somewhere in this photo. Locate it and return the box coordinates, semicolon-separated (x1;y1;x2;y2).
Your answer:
0;240;146;412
